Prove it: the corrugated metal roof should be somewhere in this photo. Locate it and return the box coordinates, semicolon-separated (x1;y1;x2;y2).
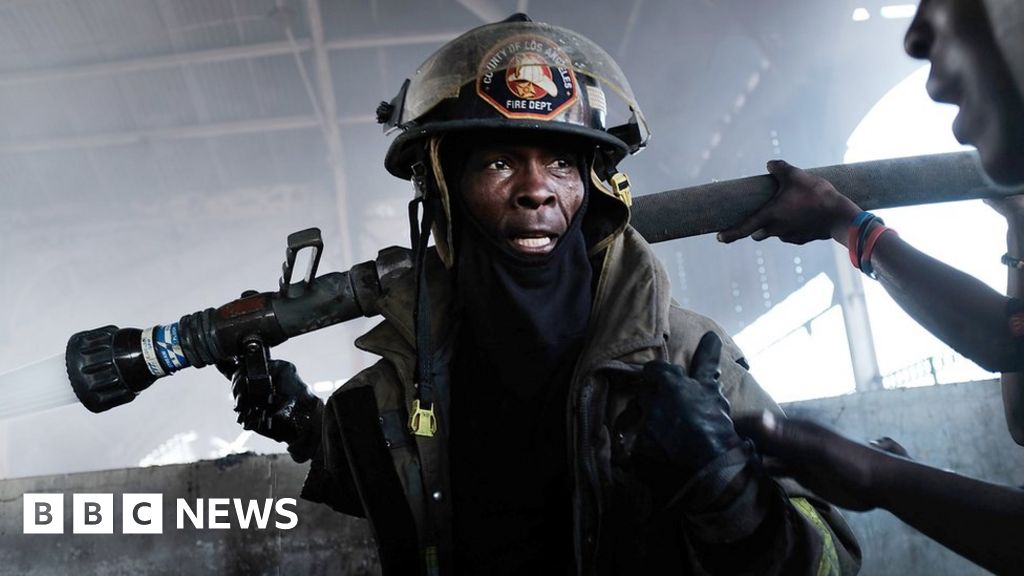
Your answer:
0;0;923;360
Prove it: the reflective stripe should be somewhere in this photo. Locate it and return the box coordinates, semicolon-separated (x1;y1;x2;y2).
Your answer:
425;545;439;576
791;497;840;576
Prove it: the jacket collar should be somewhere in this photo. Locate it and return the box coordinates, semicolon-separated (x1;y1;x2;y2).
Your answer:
577;226;672;370
355;251;454;385
356;178;663;376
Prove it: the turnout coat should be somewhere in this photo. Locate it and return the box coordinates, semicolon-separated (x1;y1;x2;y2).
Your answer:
300;187;861;575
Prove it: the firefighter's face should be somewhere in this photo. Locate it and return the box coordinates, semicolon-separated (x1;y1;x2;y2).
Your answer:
905;0;1024;185
459;137;585;256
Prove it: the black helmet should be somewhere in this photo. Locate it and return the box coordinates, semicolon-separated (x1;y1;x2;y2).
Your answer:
378;13;651;181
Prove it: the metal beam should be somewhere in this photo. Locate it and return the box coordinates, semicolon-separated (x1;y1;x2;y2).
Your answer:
154;0;231;201
455;0;506;23
305;0;353;266
324;31;458;51
0;114;374;155
0;41;308;87
831;243;883;391
306;0;366;373
0;32;458;87
617;0;644;61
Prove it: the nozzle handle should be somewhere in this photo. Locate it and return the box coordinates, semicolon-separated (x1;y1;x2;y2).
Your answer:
280;228;323;298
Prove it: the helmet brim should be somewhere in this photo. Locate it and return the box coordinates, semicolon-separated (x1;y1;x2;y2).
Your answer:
384;118;630;180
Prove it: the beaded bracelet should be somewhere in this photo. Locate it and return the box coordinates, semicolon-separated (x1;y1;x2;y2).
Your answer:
860;225;898;278
847;211;897;278
1002;253;1024;270
847;212;882;270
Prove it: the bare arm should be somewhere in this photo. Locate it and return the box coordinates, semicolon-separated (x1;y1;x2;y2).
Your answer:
989;199;1024;444
719;160;1018;372
876;456;1024;575
869;233;1012;371
736;413;1024;575
1000;370;1024;445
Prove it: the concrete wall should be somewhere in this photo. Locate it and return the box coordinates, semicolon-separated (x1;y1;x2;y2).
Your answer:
0;453;379;576
786;378;1023;576
1;379;1019;575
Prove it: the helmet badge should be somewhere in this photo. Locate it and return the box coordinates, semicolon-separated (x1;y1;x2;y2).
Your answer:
476;35;579;120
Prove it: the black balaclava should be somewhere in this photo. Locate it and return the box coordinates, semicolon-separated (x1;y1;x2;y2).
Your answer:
448;141;592;574
452;157;593;398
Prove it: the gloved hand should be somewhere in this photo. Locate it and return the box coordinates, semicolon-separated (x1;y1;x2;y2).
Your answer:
218;358;323;462
631;331;743;504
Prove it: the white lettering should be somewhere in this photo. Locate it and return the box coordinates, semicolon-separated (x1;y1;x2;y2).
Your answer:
559;68;573;89
275;498;298;530
504;99;555;113
233;498;273;529
176;498;203;529
25;494;300;533
208;498;230;529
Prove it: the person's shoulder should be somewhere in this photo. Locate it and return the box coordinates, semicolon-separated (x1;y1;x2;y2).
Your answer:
666;305;738;345
604;225;670;292
666;305;780;413
667;304;726;331
619;224;654;254
666;304;747;368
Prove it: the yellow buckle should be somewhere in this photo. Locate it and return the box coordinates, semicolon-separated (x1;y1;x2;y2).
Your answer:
610;172;632;207
409;399;437;437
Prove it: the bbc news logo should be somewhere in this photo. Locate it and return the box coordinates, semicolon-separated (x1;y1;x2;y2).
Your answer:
23;493;298;534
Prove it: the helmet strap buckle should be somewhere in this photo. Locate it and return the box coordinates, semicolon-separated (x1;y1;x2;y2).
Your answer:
410;161;429;200
409;398;437;437
609;172;632;207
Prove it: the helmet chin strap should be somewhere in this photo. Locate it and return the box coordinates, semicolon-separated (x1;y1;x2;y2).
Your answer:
428;136;456;270
407;154;444;438
405;134;463;437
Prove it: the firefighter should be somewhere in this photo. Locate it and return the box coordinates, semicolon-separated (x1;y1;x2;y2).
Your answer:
227;14;860;575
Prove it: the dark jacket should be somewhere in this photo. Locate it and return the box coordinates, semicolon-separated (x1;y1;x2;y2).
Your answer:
301;185;861;575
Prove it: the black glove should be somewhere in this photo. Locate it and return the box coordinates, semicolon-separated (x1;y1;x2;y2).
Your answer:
219;358;323;463
631;331;743;505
